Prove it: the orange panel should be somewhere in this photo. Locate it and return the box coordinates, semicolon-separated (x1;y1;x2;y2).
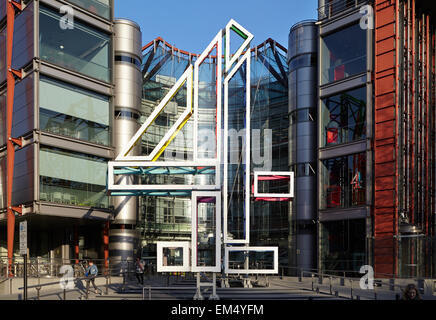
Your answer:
374;144;395;163
375;176;395;191
375;190;395;208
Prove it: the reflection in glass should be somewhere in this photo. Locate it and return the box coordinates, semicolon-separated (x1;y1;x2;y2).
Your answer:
320;219;366;276
39;147;108;208
39;77;110;146
227;61;247;241
320;153;366;209
0;27;6;84
162;247;184;267
228;251;275;270
67;0;111;20
321;23;366;85
321;86;366;146
196;197;216;267
39;5;111;82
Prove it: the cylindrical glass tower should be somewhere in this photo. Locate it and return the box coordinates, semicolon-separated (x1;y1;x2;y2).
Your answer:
288;20;318;273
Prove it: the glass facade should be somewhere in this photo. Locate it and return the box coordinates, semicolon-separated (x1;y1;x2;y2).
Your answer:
320;219;366;275
39;147;109;208
321;86;366;146
0;92;5;147
196;198;217;267
39;77;110;146
0;26;6;84
67;0;111;20
141;197;191;238
320;153;366;209
39;5;111;82
320;23;366;85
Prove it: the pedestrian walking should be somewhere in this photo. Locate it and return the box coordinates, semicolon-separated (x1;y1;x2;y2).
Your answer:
135;257;144;285
85;260;102;295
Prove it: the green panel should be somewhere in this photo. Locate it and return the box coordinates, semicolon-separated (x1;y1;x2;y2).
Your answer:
40;78;109;126
40;149;107;186
230;25;248;40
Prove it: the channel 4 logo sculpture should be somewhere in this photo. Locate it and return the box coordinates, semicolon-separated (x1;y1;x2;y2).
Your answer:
107;19;294;275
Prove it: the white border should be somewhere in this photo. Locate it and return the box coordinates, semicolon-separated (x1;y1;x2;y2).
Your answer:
224;246;278;274
223;49;251;244
191;191;221;272
107;161;220;191
253;171;294;198
194;30;222;163
116;65;193;161
225;19;254;73
157;241;191;272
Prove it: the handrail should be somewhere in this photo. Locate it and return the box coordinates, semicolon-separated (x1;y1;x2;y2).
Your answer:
292;268;431;300
17;274;109;290
15;273;113;300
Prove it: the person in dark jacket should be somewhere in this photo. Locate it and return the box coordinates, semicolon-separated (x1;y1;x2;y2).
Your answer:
135;258;145;285
402;284;421;300
85;260;102;295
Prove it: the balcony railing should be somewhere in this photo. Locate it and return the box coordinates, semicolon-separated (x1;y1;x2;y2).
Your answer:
318;0;369;20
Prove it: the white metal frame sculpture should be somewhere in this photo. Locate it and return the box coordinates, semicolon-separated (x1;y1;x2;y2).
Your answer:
157;241;191;272
191;191;221;272
108;19;290;280
253;171;295;198
224;246;279;274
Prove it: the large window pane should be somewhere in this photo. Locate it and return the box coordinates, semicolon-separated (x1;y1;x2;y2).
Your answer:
0;27;6;84
39;147;108;208
39;77;110;145
321;23;366;85
320;219;366;275
321;86;366;146
0;92;5;146
320;153;366;209
196;197;217;267
67;0;111;20
39;5;111;82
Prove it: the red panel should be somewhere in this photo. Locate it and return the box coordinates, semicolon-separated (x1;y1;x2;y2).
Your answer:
374;0;398;277
375;176;395;191
374;144;395;163
375;120;395;140
374;190;395;208
375;162;395;177
376;38;395;56
375;106;395;122
375;75;396;95
375;92;395;109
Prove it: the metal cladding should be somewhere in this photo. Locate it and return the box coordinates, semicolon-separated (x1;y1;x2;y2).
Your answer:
111;19;142;262
373;0;436;278
288;20;318;271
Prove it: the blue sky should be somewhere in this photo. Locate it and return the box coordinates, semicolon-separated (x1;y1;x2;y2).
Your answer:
114;0;318;54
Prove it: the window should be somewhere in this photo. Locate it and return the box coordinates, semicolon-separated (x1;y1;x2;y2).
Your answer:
290;108;316;124
0;27;6;84
162;200;174;223
0;92;5;146
289;53;316;70
39;5;111;82
320;219;366;275
321;23;366;85
39;147;108;208
320;153;366;209
115;55;141;69
321;86;366;146
66;0;111;20
39;77;110;145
